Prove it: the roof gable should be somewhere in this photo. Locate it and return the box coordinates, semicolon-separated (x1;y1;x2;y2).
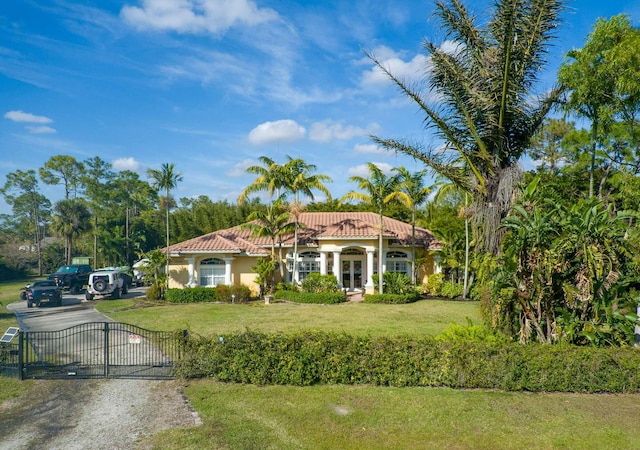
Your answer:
168;211;437;254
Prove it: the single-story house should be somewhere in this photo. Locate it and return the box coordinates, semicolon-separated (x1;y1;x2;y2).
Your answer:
166;211;440;295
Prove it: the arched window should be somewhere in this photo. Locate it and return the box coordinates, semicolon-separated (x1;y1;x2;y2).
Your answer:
341;248;364;255
199;258;225;287
288;251;320;281
386;251;409;274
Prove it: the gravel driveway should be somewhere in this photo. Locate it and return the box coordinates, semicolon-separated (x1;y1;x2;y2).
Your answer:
0;378;200;449
2;289;201;449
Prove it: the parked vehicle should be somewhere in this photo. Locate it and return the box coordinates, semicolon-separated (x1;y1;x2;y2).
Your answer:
26;280;63;308
86;269;127;300
19;283;31;301
47;264;93;294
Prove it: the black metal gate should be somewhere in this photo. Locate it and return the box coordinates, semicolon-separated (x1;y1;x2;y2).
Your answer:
19;322;186;380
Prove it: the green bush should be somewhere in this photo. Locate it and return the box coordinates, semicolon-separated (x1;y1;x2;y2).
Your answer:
363;292;420;304
213;284;252;303
166;287;217;303
301;273;340;293
440;281;464;298
146;283;163;300
176;331;640;392
274;290;346;304
165;285;253;303
425;273;444;296
372;272;414;295
275;282;299;292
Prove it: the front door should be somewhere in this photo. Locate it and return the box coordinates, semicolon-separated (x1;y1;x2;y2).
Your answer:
341;259;363;290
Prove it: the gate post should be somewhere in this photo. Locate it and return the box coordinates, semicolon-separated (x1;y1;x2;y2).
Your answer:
104;322;110;377
18;330;24;381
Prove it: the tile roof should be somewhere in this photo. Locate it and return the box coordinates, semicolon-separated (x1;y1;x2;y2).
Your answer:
168;211;437;255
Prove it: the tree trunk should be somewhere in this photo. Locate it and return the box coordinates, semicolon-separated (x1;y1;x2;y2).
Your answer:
378;208;384;294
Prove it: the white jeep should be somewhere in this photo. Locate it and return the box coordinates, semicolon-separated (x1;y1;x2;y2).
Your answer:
86;269;128;300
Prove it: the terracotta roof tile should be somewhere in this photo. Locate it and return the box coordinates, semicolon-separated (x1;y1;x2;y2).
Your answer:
168;211;437;254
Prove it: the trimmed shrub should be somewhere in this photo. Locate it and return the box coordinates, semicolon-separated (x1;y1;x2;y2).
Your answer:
166;287;216;303
301;273;340;293
363;292;420;304
214;284;252;303
175;331;640;392
274;290;346;304
425;273;444;296
166;285;253;303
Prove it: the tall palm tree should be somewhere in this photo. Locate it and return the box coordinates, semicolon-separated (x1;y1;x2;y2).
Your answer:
430;176;473;298
393;167;431;285
369;0;564;255
238;156;289;205
147;163;183;284
284;157;332;283
340;163;409;294
242;202;296;284
50;198;92;264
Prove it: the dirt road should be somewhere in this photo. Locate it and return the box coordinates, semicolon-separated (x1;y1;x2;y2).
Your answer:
0;378;199;449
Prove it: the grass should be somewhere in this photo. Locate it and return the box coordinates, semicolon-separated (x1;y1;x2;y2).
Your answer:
0;279;31;331
0;279;34;400
5;285;640;448
94;298;482;337
143;381;640;450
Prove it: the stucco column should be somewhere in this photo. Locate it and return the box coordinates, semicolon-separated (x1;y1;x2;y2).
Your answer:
320;251;327;275
381;249;387;273
332;251;341;287
186;257;196;287
223;257;234;285
365;250;375;288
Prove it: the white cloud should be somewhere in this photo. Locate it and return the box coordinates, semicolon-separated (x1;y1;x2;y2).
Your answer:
4;110;53;124
347;162;394;178
248;119;306;145
227;158;254;177
121;0;279;34
112;157;140;171
309;120;369;143
25;125;56;134
361;45;430;87
354;143;387;155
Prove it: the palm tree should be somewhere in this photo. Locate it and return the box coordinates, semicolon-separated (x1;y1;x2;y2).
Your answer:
393;167;431;285
369;0;564;255
340;163;409;294
284;157;332;283
147;163;183;284
238;156;289;204
430;176;473;298
50;199;92;264
242;202;296;285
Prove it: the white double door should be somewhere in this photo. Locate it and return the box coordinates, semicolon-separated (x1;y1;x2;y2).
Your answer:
341;257;364;290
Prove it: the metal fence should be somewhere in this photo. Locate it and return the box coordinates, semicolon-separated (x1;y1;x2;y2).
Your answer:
0;342;20;378
2;322;186;380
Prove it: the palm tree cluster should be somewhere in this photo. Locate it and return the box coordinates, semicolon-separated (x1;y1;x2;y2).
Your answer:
370;0;564;256
239;155;332;284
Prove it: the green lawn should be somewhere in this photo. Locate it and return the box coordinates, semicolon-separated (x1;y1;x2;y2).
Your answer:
143;381;640;450
0;279;34;402
4;288;640;449
95;298;482;337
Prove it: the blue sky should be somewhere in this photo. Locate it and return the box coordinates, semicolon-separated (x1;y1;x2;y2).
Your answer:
1;0;639;216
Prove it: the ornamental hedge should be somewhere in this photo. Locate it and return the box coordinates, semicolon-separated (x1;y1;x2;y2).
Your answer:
175;331;640;393
363;292;421;304
274;290;346;304
165;285;252;303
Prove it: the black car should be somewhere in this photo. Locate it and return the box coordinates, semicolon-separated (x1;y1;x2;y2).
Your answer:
47;264;93;294
26;280;63;308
